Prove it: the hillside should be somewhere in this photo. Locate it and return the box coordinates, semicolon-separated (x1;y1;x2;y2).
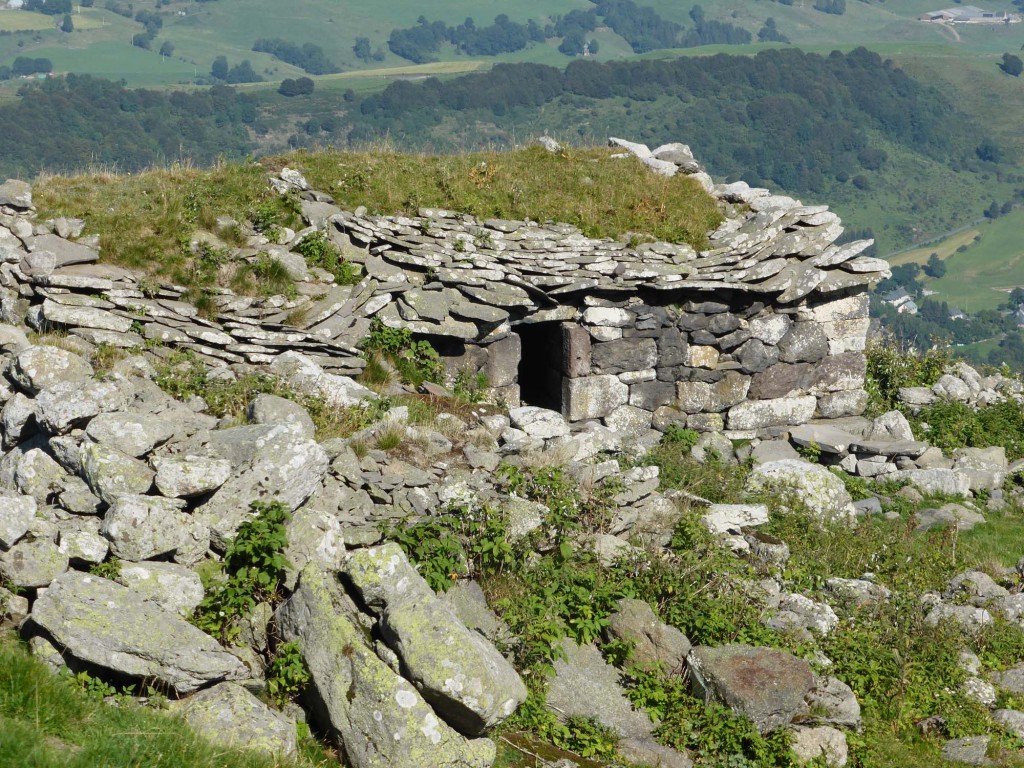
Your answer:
2;145;1024;768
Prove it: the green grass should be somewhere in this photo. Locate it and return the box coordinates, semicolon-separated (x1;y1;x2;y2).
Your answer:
919;208;1024;312
0;633;332;768
32;146;721;290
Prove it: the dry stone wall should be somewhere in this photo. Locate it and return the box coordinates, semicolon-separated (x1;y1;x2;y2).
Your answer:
0;138;888;442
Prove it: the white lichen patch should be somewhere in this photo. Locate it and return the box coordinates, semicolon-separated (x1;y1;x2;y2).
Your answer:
395;689;417;709
420;712;443;745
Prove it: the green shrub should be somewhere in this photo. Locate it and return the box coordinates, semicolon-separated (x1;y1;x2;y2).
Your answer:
265;641;311;708
193;500;291;644
293;230;361;285
359;317;443;387
865;339;951;414
914;398;1024;460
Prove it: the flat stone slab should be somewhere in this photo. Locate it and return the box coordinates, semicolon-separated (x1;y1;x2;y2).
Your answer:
30;571;248;693
849;439;929;458
688;644;814;734
789;424;860;455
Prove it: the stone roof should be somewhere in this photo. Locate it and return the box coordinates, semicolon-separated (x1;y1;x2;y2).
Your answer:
335;185;886;310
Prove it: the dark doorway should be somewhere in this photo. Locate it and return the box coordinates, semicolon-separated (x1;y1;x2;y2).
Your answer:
516;322;565;413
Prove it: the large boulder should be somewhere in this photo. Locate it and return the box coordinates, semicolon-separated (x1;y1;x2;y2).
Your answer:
0;536;68;588
0;491;36;548
546;639;692;768
688;645;814;733
152;454;232;498
115;561;205;616
100;495;190;562
604;598;691;671
180;682;297;757
30;571;248;693
194;432;328;549
34;380;130;435
11;346;93;395
80;441;155;505
84;411;177;458
745;460;854;521
276;566;496;768
344;544;527;736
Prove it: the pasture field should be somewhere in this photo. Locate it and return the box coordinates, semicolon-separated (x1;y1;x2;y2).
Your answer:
914;209;1024;311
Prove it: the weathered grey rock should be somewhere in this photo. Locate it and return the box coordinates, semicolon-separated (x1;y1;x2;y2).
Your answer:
195;433;328;549
438;580;511;646
80;441;155;504
41;299;133;333
0;535;68;588
11;345;93;395
992;663;1024;694
933;374;972;402
605;598;691;671
592;338;657;375
702;504;769;535
100;495;190;562
789;424;860;455
34;380;128;435
728;396;817;430
898;387;936;407
889;469;971;498
0;179;32;209
817;389;869;419
548;639;659;741
14;446;68;502
767;593;839;637
751;440;802;465
281;504;344;591
945;570;1008;604
31;571;248;693
277;566;496;768
181;682;297;757
116;560;204;616
248;394;315;439
869;411;914;441
915;503;986;533
691;431;736;465
924;603;992;630
344;544;527;735
84;411;176;457
57;524;108;565
605;404;653;437
270;351;375;408
805;675;862;730
508;406;569;439
941;736;991;766
778;323;829;364
688;645;813;733
563;375;628;421
2;392;36;449
791;726;848;767
151;454;232;498
746;460;854;521
825;577;890;607
0;491;36;548
993;709;1024;740
952;447;1008;493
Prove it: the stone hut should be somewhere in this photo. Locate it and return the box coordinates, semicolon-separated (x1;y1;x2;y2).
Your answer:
322;176;888;439
0;140;890;442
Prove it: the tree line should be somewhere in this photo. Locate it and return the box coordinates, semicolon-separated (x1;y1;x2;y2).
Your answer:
385;3;752;63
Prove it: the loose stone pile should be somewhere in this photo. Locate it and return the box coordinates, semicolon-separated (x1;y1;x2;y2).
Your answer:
0;144;1019;767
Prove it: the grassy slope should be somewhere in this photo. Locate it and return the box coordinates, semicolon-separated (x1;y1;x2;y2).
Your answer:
33;146;722;286
0;634;332;768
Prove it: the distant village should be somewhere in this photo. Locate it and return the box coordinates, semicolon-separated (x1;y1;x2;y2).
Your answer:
919;5;1022;23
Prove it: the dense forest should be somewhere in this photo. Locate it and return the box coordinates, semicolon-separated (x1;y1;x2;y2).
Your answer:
386;2;751;63
347;48;988;197
0;75;255;177
0;48;997;203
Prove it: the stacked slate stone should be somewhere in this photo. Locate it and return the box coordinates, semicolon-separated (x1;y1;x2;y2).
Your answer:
0;180;364;377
